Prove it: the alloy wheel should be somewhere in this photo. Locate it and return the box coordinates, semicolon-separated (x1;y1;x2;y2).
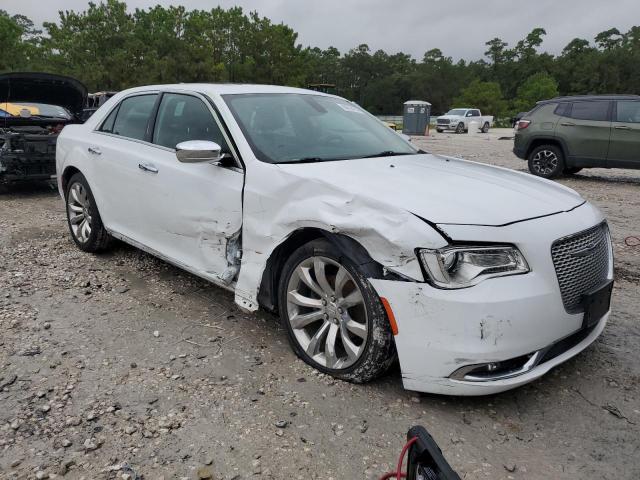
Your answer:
285;256;368;369
531;149;558;176
67;182;92;243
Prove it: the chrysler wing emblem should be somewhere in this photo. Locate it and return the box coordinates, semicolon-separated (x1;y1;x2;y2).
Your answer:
570;238;603;258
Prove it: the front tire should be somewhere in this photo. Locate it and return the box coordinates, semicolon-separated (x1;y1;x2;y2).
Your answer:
455;122;465;134
65;172;112;252
278;239;395;383
528;145;565;179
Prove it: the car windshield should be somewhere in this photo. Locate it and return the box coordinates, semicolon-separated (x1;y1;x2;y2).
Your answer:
223;93;417;163
445;109;467;116
0;102;72;119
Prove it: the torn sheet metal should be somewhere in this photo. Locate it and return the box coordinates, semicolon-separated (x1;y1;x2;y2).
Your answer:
232;158;449;310
0;129;59;183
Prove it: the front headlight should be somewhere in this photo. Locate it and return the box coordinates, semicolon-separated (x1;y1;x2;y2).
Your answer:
418;245;529;289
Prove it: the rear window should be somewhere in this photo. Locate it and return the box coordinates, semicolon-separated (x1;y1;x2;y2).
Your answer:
615;101;640;123
110;94;158;141
568;101;610;121
553;103;569;117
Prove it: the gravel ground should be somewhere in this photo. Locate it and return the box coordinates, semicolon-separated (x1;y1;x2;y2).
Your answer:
1;129;639;480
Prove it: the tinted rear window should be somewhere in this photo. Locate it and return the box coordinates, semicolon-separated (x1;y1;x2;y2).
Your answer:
111;94;158;141
569;101;610;121
615;101;640;123
554;103;569;117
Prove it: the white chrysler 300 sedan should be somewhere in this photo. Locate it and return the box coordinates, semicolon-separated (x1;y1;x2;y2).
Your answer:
56;84;614;395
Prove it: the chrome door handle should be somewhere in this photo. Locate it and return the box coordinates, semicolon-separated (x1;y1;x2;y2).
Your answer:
88;146;102;155
614;125;632;130
560;122;576;127
138;163;158;173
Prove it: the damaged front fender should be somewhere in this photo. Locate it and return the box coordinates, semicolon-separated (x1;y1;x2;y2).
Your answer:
233;161;448;311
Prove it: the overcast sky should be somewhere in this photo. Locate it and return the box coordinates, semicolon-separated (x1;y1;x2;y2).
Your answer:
4;0;639;60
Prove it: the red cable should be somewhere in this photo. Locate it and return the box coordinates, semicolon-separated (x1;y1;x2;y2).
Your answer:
379;473;406;480
379;436;418;480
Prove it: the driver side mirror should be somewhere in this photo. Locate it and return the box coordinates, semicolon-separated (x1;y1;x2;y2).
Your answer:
175;140;223;163
466;112;473;117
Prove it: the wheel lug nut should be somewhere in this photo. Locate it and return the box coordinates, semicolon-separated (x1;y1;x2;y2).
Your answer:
323;314;329;320
338;308;343;314
322;300;327;306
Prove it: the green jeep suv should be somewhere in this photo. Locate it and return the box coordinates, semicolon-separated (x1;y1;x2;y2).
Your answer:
514;95;640;178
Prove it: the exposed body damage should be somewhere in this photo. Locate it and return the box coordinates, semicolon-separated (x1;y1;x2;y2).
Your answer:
370;202;611;395
56;83;613;395
0;127;59;182
233;161;448;311
0;72;87;184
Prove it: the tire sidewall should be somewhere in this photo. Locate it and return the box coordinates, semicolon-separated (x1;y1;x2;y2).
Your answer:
528;145;565;179
456;122;465;134
277;239;394;382
65;173;106;251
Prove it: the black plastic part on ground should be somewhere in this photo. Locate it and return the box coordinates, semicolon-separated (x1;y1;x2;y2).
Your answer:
406;426;461;480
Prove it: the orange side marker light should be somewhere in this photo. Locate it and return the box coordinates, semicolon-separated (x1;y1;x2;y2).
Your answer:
380;297;398;336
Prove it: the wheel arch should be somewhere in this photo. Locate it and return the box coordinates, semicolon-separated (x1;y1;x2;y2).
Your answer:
61;165;82;197
257;227;389;312
525;137;567;161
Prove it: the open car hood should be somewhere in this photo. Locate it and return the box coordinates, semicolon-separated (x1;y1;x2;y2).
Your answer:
0;72;88;116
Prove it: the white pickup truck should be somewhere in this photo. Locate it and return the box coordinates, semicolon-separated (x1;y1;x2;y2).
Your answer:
436;108;494;134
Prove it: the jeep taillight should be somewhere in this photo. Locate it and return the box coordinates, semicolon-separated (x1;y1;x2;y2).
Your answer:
516;120;531;130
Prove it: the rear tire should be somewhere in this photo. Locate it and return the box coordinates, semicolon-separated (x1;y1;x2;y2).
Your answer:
65;172;112;252
528;145;565;179
278;238;395;383
481;122;490;133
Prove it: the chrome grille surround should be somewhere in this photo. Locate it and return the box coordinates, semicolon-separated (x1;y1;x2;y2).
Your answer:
551;222;612;314
437;118;450;125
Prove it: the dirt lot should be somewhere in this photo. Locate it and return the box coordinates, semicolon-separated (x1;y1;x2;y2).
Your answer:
1;129;639;480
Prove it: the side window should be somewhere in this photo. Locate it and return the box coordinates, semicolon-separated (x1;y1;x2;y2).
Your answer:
99;106;119;133
554;103;569;117
471;110;480;117
569;101;610;122
152;93;228;150
111;94;158;140
615;101;640;123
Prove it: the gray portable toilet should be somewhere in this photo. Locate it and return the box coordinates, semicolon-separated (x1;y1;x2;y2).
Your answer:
402;100;431;135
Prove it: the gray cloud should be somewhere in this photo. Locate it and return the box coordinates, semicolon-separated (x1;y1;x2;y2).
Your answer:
4;0;639;60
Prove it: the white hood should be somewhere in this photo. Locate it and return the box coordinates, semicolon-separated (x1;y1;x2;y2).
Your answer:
277;154;584;227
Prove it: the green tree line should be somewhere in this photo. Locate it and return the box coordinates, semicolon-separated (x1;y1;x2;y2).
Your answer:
2;1;640;117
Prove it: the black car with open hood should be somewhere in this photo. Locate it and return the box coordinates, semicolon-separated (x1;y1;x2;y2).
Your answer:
0;72;88;183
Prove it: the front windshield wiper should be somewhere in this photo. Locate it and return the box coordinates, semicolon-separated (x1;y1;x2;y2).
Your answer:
361;151;416;159
280;157;339;164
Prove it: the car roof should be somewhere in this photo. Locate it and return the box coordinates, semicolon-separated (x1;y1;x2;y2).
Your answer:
117;83;334;97
538;94;640;104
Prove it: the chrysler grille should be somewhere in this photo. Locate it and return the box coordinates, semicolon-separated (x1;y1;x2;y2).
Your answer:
551;223;611;314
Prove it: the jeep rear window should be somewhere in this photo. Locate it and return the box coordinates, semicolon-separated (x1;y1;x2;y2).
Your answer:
554;103;569;117
568;101;610;122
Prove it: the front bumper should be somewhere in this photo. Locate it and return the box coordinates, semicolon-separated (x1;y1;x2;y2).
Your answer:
370;202;611;395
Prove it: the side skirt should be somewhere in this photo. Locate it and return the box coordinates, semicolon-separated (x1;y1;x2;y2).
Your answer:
106;229;237;294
